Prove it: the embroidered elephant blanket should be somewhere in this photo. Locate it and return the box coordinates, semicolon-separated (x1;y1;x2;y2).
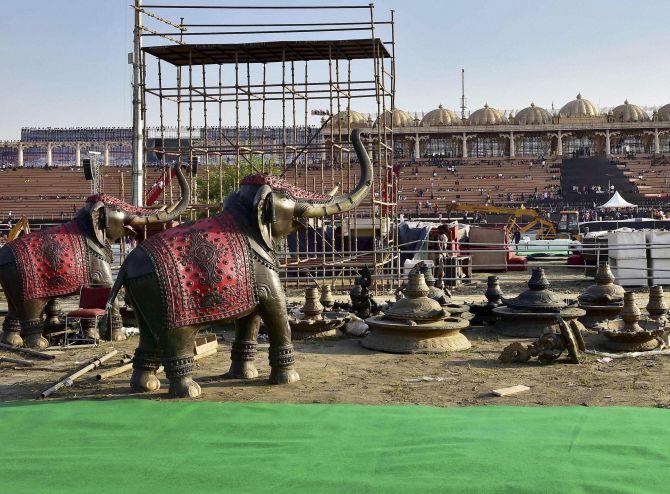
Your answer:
9;221;90;300
140;212;258;330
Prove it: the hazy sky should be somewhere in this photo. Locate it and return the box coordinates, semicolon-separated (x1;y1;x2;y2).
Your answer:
1;0;668;138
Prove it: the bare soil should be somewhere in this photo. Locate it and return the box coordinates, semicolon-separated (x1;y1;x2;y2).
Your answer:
2;261;669;408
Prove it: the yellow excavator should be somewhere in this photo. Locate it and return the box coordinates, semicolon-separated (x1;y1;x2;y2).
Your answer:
445;203;573;240
2;217;30;243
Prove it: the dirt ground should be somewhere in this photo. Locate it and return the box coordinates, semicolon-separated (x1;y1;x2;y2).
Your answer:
2;260;670;408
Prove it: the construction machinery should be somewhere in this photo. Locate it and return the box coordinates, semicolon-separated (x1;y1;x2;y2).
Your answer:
557;210;580;236
445;203;569;240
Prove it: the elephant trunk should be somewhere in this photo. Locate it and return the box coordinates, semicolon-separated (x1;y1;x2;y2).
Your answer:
297;129;372;218
128;163;190;227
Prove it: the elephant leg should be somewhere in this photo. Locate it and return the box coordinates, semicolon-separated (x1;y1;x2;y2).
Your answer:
89;254;125;342
225;312;260;379
0;263;47;348
124;275;164;393
17;298;49;349
44;298;64;332
1;268;23;346
1;314;22;347
160;325;201;398
129;313;162;393
104;305;126;342
257;276;300;385
21;318;49;350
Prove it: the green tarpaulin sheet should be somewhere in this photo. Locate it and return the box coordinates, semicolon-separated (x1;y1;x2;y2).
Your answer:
1;400;669;493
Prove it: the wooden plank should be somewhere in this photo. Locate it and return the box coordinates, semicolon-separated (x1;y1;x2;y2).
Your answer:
492;385;530;397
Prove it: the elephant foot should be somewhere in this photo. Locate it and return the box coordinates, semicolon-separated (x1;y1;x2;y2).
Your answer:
103;315;126;341
168;377;201;398
83;327;100;341
269;367;300;385
79;319;100;341
130;369;161;393
164;355;199;398
98;328;121;341
23;334;49;350
108;330;127;342
21;319;47;350
225;360;259;379
2;317;23;347
268;344;299;384
1;330;23;347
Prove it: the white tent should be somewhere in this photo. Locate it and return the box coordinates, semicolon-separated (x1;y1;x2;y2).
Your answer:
599;191;637;209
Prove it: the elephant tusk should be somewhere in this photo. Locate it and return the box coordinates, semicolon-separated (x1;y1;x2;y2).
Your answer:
327;185;339;197
297;129;372;219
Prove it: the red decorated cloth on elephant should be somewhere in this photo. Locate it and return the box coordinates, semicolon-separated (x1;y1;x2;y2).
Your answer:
140;212;258;330
8;221;90;300
241;174;331;202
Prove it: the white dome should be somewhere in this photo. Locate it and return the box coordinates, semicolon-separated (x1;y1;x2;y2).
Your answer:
559;93;599;118
656;104;670;122
374;109;415;128
330;110;370;129
611;100;649;122
420;105;461;126
467;104;507;125
514;103;551;125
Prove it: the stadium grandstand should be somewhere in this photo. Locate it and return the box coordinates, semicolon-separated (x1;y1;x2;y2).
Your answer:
2;95;670;221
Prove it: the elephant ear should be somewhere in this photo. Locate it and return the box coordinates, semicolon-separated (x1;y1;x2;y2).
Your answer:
89;201;107;245
253;184;274;251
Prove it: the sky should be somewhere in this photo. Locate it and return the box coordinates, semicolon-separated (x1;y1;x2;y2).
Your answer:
0;0;668;138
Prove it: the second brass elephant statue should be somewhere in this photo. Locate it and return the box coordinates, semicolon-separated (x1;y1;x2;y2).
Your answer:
105;129;373;397
0;164;190;349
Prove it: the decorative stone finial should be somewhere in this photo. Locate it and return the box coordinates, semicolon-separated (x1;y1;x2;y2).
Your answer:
598;290;668;351
527;267;550;291
620;292;641;329
301;286;324;318
484;275;503;305
646;285;668;320
320;285;335;310
594;263;615;285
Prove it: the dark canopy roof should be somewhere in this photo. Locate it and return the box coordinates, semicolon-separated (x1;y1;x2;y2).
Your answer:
143;39;390;66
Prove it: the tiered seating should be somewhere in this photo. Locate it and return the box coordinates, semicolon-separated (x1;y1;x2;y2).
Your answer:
284;166;379;215
0;156;564;220
396;158;560;211
0;166;181;220
287;157;561;215
616;154;670;197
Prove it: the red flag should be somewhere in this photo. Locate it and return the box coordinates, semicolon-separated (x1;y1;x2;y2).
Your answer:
145;167;176;206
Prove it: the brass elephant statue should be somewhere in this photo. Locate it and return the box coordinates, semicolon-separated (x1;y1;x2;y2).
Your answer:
0;164;190;349
105;129;372;397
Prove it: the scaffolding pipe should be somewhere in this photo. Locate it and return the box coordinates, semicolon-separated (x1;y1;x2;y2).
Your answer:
131;0;145;206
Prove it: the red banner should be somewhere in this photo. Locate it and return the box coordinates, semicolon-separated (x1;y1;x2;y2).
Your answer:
145;168;176;206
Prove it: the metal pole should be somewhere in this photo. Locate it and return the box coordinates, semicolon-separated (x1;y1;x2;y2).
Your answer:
132;0;145;206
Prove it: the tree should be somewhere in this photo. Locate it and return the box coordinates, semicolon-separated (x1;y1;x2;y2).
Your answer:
196;157;281;206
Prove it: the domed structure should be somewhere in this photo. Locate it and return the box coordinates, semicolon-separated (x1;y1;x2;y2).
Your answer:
374;108;414;128
513;103;552;125
611;100;649;122
656;104;670;122
420;105;461;126
330;110;369;129
467;104;507;125
559;93;599;118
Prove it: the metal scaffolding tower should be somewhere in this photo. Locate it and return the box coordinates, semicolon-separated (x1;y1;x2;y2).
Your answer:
134;1;398;290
